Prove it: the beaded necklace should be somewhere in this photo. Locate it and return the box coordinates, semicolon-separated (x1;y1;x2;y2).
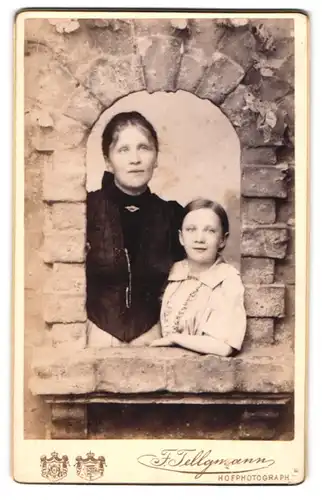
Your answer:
162;276;203;336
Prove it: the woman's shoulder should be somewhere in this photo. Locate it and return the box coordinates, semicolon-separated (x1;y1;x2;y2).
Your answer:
87;188;104;203
152;193;184;213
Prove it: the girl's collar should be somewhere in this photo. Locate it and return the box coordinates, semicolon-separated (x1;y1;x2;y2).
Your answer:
168;256;239;289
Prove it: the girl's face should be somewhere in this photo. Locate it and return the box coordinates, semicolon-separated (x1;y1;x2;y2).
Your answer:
107;125;157;195
179;208;228;266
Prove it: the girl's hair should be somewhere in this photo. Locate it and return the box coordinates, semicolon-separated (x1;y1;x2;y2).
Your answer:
102;111;159;158
183;198;230;235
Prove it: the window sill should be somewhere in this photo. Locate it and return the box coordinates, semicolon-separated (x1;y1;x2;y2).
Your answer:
29;346;294;397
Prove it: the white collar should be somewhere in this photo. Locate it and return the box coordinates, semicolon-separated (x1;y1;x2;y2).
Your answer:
168;257;239;290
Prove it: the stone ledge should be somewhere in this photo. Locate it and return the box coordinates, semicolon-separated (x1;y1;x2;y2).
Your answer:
44;393;292;406
29;346;294;396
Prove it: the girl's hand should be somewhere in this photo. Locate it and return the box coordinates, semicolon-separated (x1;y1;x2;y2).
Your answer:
150;336;175;347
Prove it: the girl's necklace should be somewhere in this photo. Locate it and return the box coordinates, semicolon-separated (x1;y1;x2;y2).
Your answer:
163;277;203;336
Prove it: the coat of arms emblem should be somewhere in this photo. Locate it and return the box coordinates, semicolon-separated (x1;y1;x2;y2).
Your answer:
40;452;69;482
75;452;106;481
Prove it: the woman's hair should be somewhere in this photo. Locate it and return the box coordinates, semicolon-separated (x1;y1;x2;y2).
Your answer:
102;111;159;158
182;198;230;235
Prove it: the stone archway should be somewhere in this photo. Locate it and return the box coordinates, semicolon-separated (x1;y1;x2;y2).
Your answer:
24;16;295;439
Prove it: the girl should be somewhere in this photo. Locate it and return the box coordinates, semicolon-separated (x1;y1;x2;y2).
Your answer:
86;111;184;347
151;198;246;356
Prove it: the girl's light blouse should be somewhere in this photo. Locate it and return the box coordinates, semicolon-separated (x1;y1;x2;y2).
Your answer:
160;257;247;351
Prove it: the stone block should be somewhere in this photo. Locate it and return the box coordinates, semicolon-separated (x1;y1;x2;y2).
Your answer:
244;284;285;317
43;230;85;263
277;199;295;227
45;203;86;231
85;55;145;107
242;164;289;198
175;20;225;92
51;403;86;423
29;348;96;395
275;228;295;284
196;52;245;105
43;170;86;201
167;353;237;393
276;55;295;89
25;161;43;201
44;263;86;295
43;293;86;323
138;36;182;92
176;47;209;92
51;403;87;439
241;225;288;259
241;258;275;284
274;317;295;349
244;318;275;347
96;356;167;393
241;147;277;165
49;323;87;348
218;29;257;71
43;149;86;202
238;119;285;148
236;351;294;392
187;19;226;58
258;76;292;103
220;84;250;126
53;148;86;171
242;199;276;224
275;257;295;285
84;19;135;56
31;114;88;152
221;85;286;147
276;167;295;224
62;86;103;128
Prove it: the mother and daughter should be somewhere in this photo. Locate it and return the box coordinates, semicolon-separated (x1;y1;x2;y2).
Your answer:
86;111;246;355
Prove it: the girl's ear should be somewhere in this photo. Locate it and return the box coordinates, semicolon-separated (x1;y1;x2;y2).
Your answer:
179;229;184;247
219;232;229;250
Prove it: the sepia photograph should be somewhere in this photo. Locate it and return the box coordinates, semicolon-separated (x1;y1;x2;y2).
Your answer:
13;9;308;484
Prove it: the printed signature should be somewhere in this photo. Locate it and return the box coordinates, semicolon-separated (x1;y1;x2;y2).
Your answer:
137;448;275;479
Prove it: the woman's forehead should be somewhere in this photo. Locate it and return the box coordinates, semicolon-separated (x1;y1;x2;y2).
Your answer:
113;124;152;144
183;208;221;226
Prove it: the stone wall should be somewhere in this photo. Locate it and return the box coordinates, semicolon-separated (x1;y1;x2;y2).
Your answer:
24;17;295;439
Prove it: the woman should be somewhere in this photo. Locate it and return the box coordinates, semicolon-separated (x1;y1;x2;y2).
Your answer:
86;111;184;347
152;198;246;356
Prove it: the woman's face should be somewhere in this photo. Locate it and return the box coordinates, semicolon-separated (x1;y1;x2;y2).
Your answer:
107;125;157;195
179;208;227;266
